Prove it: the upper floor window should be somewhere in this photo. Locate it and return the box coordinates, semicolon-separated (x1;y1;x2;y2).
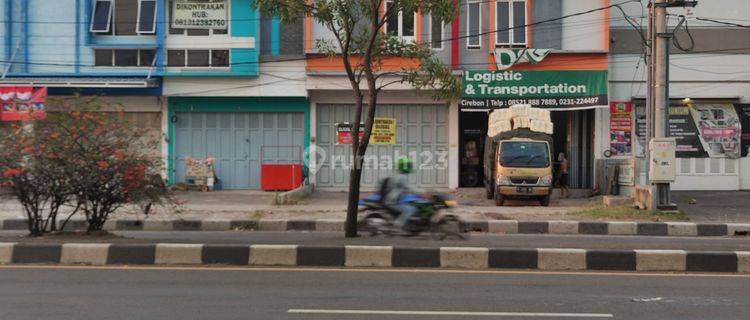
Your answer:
496;0;527;46
167;49;230;68
429;14;444;50
466;0;481;49
168;0;229;36
384;0;416;42
94;49;156;67
90;0;157;35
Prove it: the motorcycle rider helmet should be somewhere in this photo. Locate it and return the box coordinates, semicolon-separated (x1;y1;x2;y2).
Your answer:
396;157;414;174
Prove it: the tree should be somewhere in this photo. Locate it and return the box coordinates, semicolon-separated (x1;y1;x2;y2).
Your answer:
254;0;461;237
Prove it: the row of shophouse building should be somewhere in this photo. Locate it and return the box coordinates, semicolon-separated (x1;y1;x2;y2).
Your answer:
1;0;750;194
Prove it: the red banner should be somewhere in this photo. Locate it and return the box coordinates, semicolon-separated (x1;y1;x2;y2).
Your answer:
1;87;47;121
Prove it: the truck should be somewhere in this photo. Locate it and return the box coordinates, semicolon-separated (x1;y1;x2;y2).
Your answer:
483;126;554;207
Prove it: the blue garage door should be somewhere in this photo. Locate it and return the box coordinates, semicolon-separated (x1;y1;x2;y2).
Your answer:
174;112;305;189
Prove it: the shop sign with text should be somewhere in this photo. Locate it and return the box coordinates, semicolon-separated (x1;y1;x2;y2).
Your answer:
460;70;608;110
171;0;228;29
335;118;397;145
609;102;633;157
1;87;47;121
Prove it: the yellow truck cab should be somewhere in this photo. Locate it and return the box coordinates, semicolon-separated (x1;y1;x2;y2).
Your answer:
483;129;553;206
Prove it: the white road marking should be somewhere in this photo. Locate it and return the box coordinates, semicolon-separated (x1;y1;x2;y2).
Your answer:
287;309;614;318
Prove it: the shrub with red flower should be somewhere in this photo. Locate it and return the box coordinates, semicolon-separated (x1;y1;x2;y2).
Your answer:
0;95;172;236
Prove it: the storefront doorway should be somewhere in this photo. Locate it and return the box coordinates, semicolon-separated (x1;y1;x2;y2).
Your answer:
458;109;594;189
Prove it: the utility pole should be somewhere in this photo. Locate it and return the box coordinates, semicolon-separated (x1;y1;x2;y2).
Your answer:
647;0;697;211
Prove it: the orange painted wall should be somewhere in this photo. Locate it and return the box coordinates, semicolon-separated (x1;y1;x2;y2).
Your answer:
306;54;421;72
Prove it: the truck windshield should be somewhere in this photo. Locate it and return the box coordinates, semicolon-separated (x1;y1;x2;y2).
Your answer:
499;141;549;168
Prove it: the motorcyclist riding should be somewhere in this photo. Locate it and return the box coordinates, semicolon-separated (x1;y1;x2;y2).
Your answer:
381;157;421;231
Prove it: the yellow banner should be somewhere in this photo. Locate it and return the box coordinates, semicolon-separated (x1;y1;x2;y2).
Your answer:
370;117;396;145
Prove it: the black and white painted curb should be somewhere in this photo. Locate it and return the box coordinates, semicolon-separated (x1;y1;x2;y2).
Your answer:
1;218;748;237
0;242;749;273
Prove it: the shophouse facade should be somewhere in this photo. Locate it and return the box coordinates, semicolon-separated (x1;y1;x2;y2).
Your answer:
608;1;750;192
306;0;611;191
0;0;309;190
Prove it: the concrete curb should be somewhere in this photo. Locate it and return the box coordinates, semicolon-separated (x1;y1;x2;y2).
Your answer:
1;219;749;237
0;242;747;273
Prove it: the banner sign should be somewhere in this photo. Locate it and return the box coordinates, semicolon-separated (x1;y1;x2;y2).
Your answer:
0;87;47;121
635;104;741;158
460;71;608;110
609;102;633;157
370;118;397;145
335;122;364;145
734;104;750;157
336;118;397;145
494;48;551;70
171;0;228;29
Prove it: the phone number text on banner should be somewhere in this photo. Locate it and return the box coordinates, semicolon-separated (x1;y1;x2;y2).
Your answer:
460;70;608;110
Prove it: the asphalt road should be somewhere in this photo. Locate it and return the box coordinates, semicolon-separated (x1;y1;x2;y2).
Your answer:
2;231;749;251
0;266;748;320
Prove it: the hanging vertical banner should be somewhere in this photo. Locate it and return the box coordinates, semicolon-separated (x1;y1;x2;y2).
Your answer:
0;87;47;121
609;102;633;157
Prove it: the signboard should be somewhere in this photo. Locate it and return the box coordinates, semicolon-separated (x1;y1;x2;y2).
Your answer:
171;0;228;29
460;70;608;110
609;102;633;157
733;104;750;157
635;104;741;158
618;161;635;186
0;87;47;121
370;118;397;145
494;48;551;70
335;119;397;145
335;122;364;145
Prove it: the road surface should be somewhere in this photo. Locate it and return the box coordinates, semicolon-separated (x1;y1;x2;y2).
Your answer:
0;266;748;319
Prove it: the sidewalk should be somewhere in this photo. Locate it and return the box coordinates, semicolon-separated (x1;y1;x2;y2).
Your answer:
2;188;749;223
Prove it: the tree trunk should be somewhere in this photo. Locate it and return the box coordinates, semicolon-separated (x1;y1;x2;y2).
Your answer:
345;157;364;237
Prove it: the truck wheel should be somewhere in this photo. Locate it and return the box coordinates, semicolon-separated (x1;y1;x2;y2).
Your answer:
540;195;551;207
494;193;505;206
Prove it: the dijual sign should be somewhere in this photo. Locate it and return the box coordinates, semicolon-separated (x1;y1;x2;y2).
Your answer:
461;70;608;109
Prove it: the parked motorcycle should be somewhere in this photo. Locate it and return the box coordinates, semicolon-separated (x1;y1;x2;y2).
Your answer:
358;193;465;240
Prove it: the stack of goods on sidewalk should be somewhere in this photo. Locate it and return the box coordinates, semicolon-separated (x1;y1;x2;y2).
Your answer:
177;157;218;192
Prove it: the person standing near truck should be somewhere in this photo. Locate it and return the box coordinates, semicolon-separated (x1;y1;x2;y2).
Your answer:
558;153;569;198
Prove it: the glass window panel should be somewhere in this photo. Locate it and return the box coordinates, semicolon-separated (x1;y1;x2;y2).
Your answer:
137;0;157;33
497;2;510;44
114;0;138;35
139;49;156;67
385;1;397;36
90;0;113;32
513;1;526;44
211;50;229;67
187;50;210;67
94;49;113;66
114;49;138;66
187;29;210;36
468;2;480;47
402;11;415;37
168;50;185;67
430;15;442;49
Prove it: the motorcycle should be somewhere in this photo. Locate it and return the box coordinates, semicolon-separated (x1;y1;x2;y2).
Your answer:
358;193;465;240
